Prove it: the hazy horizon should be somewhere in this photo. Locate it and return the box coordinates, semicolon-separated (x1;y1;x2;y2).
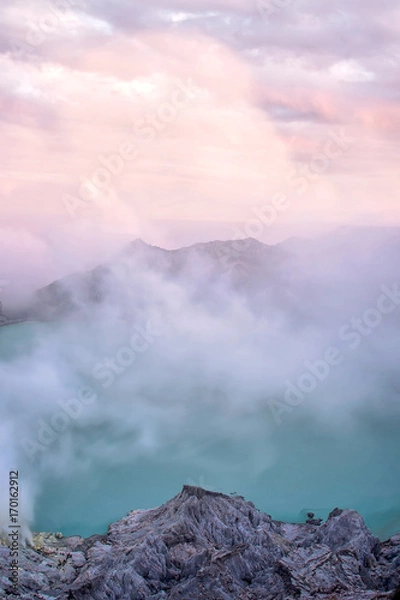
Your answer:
1;0;400;306
2;222;400;310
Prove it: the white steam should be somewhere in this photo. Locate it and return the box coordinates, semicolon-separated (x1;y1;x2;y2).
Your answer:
0;227;400;539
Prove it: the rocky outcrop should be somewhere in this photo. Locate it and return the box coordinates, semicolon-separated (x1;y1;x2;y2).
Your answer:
1;486;399;599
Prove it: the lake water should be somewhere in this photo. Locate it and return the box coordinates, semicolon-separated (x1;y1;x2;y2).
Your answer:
1;320;399;540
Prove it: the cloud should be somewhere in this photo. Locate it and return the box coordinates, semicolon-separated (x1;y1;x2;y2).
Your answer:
0;0;398;260
0;30;294;233
330;59;375;83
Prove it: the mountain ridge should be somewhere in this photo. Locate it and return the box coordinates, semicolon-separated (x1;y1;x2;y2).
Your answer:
1;486;399;599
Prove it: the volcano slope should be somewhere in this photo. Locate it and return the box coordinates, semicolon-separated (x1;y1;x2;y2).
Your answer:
1;486;399;599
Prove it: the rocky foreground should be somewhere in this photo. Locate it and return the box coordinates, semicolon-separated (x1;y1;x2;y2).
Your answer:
1;486;399;599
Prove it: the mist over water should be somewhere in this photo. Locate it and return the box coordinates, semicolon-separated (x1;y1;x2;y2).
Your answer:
1;229;400;541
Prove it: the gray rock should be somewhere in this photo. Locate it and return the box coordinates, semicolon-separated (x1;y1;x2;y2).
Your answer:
0;486;399;599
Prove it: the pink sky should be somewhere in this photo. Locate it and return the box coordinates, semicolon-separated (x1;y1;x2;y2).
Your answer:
0;0;399;299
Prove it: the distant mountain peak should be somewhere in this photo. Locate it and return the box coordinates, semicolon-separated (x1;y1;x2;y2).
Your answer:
129;238;153;249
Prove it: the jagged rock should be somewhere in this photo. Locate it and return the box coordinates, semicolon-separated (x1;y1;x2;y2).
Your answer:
0;487;399;599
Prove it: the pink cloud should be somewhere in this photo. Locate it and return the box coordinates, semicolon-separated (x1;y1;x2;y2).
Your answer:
0;16;398;290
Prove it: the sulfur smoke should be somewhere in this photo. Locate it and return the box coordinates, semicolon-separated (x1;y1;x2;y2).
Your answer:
1;227;400;540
